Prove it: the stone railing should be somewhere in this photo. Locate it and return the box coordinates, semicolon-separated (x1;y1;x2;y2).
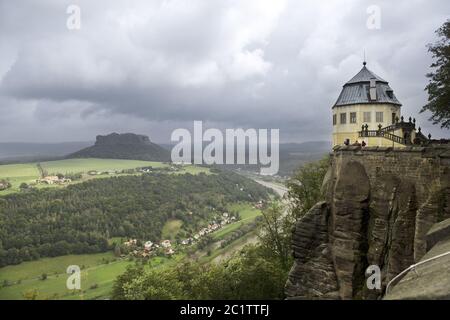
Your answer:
358;129;407;145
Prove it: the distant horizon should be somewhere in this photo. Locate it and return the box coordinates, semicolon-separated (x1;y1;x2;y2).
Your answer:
0;137;332;145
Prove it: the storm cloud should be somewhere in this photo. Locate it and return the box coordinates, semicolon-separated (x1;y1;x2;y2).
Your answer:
0;0;449;143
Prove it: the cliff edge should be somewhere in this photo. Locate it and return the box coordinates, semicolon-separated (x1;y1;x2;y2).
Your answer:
285;145;450;300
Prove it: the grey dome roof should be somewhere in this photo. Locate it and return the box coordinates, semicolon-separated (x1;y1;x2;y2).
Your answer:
333;63;402;107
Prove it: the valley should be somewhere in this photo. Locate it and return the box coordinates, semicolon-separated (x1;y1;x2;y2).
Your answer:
0;202;268;300
0;158;278;300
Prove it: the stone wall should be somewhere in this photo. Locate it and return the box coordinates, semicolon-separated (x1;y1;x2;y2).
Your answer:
285;145;450;300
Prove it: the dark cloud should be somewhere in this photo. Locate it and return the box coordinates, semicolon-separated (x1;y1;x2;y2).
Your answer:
0;0;449;143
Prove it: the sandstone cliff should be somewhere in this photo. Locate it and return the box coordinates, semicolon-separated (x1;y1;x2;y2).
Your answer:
384;217;450;300
285;145;450;300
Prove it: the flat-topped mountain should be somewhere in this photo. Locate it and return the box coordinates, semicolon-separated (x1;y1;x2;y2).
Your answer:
67;133;170;162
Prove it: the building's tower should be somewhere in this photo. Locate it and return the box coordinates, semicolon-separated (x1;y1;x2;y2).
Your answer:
332;62;403;147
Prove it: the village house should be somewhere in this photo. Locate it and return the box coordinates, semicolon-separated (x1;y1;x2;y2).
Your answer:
208;223;219;231
124;239;137;247
0;180;11;190
255;200;264;209
37;176;72;185
144;241;153;251
160;240;171;248
37;176;59;184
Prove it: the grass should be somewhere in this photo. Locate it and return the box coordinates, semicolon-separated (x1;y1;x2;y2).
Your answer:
211;203;261;240
0;259;131;300
0;163;41;194
0;251;127;300
0;252;116;284
0;251;188;300
0;159;211;196
161;219;183;240
200;231;258;264
40;158;168;175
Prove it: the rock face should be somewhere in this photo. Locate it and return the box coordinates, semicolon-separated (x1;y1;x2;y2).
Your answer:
95;133;152;146
67;133;170;162
285;145;450;300
384;217;450;300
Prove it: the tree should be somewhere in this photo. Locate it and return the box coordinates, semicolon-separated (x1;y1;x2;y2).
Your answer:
286;157;329;221
112;246;287;300
113;245;122;257
421;20;450;129
112;265;145;300
257;202;292;271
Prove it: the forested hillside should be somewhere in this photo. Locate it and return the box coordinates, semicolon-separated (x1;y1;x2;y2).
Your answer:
0;171;271;267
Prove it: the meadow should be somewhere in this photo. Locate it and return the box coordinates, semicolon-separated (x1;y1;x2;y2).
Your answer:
211;203;261;240
162;219;184;240
0;158;210;195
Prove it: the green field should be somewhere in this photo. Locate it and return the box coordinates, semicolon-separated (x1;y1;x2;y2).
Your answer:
0;163;41;195
0;158;211;195
0;252;128;300
0;252;116;284
201;232;258;264
0;251;189;300
161;219;183;240
40;158;167;174
211;203;261;240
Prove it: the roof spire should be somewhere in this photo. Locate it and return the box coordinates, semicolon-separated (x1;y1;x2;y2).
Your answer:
363;50;367;66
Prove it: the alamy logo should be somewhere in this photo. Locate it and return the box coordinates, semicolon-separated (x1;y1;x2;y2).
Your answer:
66;5;81;30
366;265;381;290
171;121;279;175
66;265;81;290
366;5;381;30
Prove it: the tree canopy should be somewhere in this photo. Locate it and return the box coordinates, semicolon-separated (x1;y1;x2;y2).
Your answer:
422;20;450;129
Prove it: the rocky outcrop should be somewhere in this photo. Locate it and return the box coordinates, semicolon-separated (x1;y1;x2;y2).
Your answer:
285;202;339;299
94;133;152;146
286;145;450;300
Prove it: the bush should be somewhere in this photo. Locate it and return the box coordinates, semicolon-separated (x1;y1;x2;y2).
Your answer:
89;283;99;290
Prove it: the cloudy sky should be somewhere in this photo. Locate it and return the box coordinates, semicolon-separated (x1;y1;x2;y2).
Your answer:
0;0;449;143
